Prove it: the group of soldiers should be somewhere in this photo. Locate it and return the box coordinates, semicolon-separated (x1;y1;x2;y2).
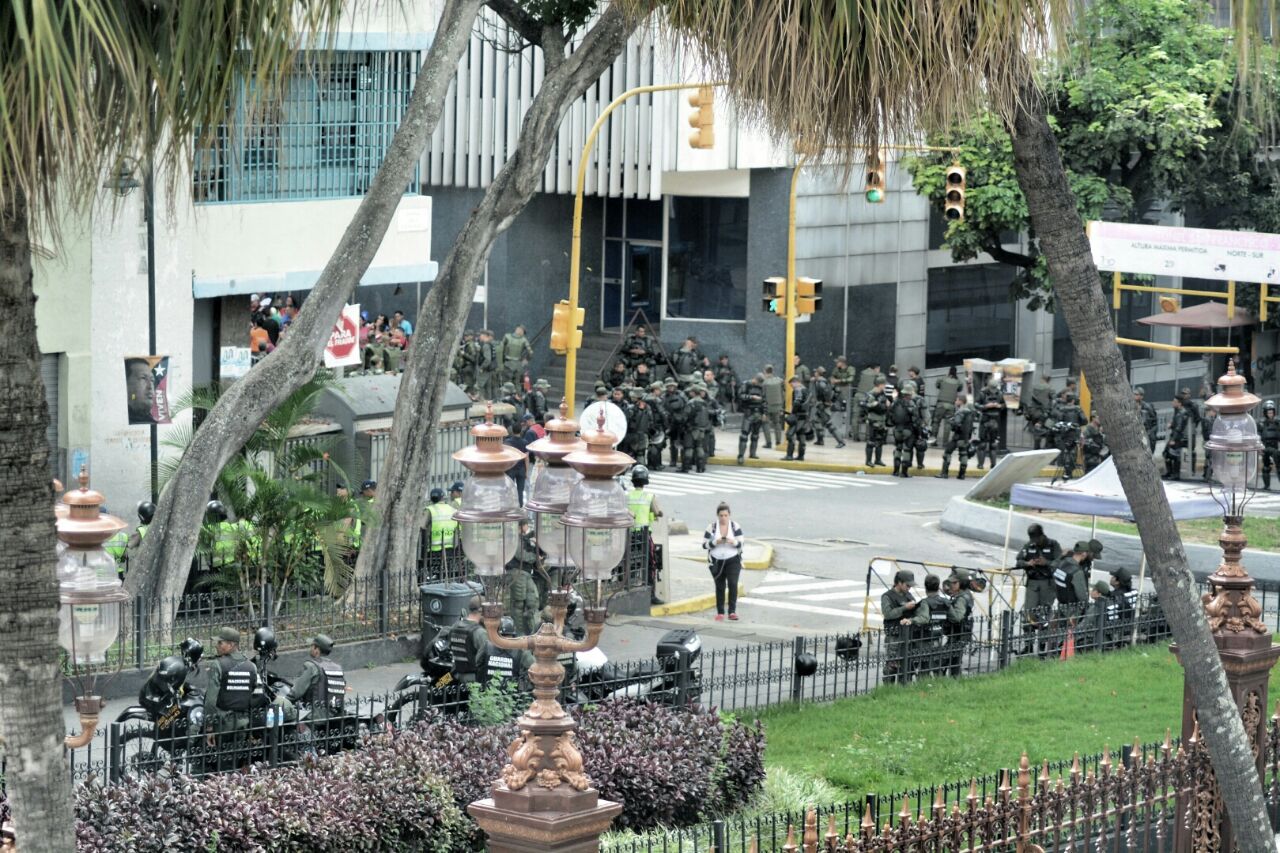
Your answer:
450;326;536;401
1015;524;1142;656
598;331;734;475
880;567;987;684
1022;374;1096;479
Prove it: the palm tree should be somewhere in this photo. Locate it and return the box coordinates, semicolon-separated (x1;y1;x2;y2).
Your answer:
650;0;1275;848
0;4;351;850
163;375;358;613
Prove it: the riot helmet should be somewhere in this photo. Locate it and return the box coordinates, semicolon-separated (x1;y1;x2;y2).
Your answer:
253;626;278;658
155;655;189;690
499;616;517;638
179;637;204;668
204;500;228;522
631;465;650;487
137;500;156;525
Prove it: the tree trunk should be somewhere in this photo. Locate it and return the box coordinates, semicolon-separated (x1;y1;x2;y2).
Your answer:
125;0;484;617
352;6;636;587
0;187;76;851
1007;84;1276;852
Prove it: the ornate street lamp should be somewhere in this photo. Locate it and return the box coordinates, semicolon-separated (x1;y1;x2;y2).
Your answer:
561;411;636;608
523;401;585;589
56;469;130;748
1204;360;1263;519
452;408;527;602
467;412;630;851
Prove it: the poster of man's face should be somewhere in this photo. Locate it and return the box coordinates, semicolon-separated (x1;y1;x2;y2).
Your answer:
124;355;172;425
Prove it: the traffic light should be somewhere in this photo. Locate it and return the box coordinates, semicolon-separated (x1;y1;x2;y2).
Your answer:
865;149;886;204
796;277;823;314
763;277;787;314
687;87;715;149
549;300;584;354
944;164;966;222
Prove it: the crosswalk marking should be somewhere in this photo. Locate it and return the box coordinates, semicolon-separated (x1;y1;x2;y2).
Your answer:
735;597;861;620
752;579;862;595
645;466;896;498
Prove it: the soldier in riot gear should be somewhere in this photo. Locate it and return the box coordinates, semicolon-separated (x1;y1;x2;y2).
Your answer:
943;570;975;677
1051;393;1086;480
204;627;260;770
1135;387;1158;453
684;383;714;473
809;367;846;448
1108;566;1139;644
737;374;767;464
915;574;951;678
937;393;975;480
1015;524;1061;656
503;541;542;636
784;375;812;462
289;634;346;753
761;365;786;449
831;356;856;426
889;383;924;478
1200;406;1217;481
1163;395;1191;481
523;378;550;424
1260;401;1280;490
1025;374;1055;450
931;366;962;447
1051;543;1093;652
880;570;928;685
714;354;739;410
974;379;1004;469
644;381;668;470
449;596;491;685
1082;412;1108;473
625;387;656;464
861;375;891;467
662;378;689;470
910;386;930;469
453;330;479;393
623;325;658;372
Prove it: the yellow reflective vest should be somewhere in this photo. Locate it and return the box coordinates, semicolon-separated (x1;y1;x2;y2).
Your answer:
428;503;459;551
627;489;654;530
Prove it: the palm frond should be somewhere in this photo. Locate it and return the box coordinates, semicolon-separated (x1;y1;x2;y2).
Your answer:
0;0;344;232
646;0;1065;160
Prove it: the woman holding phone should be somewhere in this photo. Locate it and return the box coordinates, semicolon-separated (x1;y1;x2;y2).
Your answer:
704;502;745;621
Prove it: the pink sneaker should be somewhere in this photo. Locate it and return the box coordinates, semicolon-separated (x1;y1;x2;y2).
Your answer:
714;614;725;621
728;613;740;621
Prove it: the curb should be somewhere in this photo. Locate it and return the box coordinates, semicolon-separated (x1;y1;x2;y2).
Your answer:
649;586;746;617
708;457;1058;478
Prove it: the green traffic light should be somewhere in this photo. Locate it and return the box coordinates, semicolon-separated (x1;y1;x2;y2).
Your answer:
768;298;778;313
865;188;884;204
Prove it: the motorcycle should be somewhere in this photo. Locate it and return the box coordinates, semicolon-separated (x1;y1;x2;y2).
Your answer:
569;628;703;707
112;638;208;777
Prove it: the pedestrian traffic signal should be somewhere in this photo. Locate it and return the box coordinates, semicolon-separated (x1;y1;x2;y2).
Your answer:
944;164;966;221
796;277;823;314
763;277;787;314
865;150;886;204
549;300;584;354
687;87;715;149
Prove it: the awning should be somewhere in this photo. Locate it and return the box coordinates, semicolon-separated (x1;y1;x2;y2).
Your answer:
1136;301;1256;329
1009;457;1220;520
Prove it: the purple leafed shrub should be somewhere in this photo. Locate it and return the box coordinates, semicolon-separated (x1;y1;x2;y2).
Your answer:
73;734;471;852
60;700;762;850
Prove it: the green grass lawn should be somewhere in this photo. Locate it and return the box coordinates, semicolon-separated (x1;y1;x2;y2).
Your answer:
756;647;1276;798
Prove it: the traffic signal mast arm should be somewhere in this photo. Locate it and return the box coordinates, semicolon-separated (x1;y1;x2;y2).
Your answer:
561;80;724;414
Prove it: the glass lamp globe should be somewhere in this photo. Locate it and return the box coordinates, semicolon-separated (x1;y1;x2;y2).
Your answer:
456;474;523;576
563;476;632;581
1209;411;1260;493
527;460;582;567
58;550;125;664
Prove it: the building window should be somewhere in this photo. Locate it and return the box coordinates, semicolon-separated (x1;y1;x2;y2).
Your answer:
194;51;419;203
925;264;1016;368
665;196;749;321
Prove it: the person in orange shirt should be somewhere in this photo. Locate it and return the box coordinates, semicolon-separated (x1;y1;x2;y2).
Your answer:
250;317;271;358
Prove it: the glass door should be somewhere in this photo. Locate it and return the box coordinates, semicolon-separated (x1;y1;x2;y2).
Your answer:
626;242;662;325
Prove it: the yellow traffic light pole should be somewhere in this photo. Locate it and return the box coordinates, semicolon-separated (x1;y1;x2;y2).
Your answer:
561;80;725;415
784;154;808;410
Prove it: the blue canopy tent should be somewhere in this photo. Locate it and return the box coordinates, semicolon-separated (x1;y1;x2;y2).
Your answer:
1007;457;1221;604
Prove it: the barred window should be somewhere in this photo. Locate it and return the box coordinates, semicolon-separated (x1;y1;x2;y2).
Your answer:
194;51;418;203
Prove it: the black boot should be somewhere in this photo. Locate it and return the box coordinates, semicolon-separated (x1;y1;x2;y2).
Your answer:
866;448;875;466
815;435;824;446
784;440;795;461
901;461;910;478
936;459;950;478
1265;471;1271;491
737;437;747;465
957;465;967;480
796;446;806;461
749;438;759;459
875;454;884;466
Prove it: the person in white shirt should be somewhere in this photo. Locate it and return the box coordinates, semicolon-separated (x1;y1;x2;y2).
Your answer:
703;502;745;621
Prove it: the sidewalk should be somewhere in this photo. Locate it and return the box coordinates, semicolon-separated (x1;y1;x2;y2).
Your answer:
705;425;1055;477
651;532;773;617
